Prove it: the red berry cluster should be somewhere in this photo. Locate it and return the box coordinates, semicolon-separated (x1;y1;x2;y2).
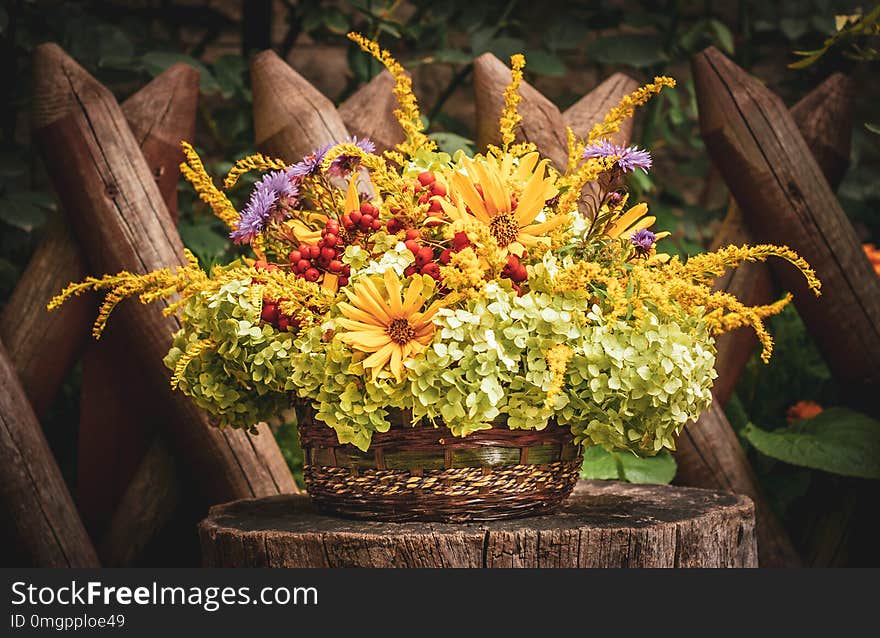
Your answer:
385;171;448;234
288;218;352;286
416;171;447;227
342;201;383;236
259;298;301;332
400;229;442;280
252;261;301;332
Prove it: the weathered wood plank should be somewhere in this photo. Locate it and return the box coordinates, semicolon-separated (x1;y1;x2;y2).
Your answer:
98;437;179;566
693;47;880;413
338;69;404;154
77;63;200;537
252;49;349;162
199;481;756;568
562;72;638;144
0;217;91;419
31;43;297;507
0;64;199;421
709;72;854;406
0;339;99;567
473;52;568;169
676;402;798;566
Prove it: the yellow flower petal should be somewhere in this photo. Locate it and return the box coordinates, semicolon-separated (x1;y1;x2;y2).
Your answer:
338;302;386;327
383;268;404;315
389;346;404;381
344;174;360;214
339;330;392;351
401;275;425;315
362;342;395;374
606;203;648;237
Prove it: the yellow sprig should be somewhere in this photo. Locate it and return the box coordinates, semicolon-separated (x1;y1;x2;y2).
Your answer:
499;54;526;151
587;76;676;144
171;338;217;389
544;344;574;408
223;153;289;189
347;32;435;157
180;141;239;229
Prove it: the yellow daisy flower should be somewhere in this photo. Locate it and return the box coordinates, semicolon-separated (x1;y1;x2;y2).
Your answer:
336;269;442;382
604;202;670;242
439;151;561;256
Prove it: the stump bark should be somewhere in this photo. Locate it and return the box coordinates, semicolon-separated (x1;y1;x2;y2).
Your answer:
199;481;757;568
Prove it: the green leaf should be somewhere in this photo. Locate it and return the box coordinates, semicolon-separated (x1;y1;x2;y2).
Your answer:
179;217;230;265
707;19;735;54
743;408;880;479
581;446;677;484
865;122;880;135
433;49;473;64
429;132;475;156
618;451;677;484
322;8;349;34
586;34;668;68
0;191;55;231
141;51;218;94
580;446;619;480
522;50;567;77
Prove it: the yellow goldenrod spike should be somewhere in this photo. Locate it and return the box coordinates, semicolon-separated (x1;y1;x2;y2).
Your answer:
347;32;436;158
587;77;676;144
171;338;216;389
223;153;289;190
180;141;239;229
499;54;526;151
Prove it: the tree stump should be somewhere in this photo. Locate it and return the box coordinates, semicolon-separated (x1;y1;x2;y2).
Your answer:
199;481;757;568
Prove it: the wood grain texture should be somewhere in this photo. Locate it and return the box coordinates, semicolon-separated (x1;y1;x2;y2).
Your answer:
693;47;880;413
0;339;99;567
77;62;200;537
98;436;179;566
677;68;853;568
121;62;199;223
473;53;568;169
709;72;854;407
0;216;90;419
562;72;638;144
199;480;757;568
252;49;349;162
338;70;405;154
676;402;798;567
0;64;201;422
31;43;297;506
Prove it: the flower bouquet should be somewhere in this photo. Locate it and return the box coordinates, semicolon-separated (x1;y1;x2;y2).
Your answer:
51;34;820;522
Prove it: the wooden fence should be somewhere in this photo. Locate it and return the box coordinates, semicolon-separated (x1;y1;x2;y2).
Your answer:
0;42;872;567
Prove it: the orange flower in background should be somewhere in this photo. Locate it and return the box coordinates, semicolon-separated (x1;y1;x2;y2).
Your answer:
786;400;824;423
863;243;880;277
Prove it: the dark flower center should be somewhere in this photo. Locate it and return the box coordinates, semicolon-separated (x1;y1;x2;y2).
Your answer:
488;212;520;247
387;318;416;344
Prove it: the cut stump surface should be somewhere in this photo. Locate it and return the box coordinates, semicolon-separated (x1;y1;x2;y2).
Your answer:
200;480;757;567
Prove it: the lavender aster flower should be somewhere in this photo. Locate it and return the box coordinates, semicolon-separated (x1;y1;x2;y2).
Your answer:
630;228;656;255
583;140;652;173
230;169;299;244
327;136;376;177
289;143;331;179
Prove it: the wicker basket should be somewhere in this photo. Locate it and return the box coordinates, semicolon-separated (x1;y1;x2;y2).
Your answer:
297;406;583;522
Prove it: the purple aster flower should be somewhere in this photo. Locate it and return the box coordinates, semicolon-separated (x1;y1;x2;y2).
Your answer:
327;136;376;177
630;228;656;255
230;169;299;244
583;140;652;173
289;143;331;179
